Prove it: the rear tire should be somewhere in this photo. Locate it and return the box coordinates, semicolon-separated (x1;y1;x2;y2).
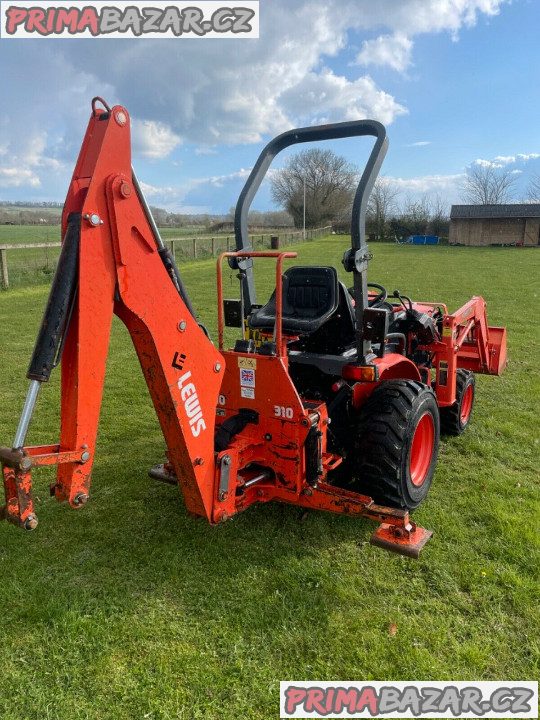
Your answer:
349;380;440;510
440;369;475;436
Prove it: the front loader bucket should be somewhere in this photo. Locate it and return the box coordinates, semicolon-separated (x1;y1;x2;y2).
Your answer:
487;326;507;375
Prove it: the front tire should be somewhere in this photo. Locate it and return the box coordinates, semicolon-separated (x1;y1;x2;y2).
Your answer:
440;369;475;436
350;380;440;510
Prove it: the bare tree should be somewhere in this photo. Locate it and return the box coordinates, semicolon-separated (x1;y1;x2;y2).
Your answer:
271;149;357;228
399;195;431;235
150;206;169;226
427;194;449;237
527;174;540;201
461;165;517;204
367;177;399;239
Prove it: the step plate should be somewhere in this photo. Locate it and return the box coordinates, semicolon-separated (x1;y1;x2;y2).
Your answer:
370;523;433;559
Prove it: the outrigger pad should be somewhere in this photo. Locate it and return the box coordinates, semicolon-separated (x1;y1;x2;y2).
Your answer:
370;523;433;559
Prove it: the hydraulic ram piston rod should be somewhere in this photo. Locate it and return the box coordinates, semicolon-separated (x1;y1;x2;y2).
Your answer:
12;380;40;450
12;213;81;450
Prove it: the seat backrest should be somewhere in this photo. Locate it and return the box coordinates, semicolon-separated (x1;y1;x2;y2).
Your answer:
293;280;356;354
249;266;339;335
284;267;337;319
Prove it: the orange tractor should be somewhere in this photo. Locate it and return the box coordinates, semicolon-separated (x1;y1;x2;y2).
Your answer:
0;99;507;557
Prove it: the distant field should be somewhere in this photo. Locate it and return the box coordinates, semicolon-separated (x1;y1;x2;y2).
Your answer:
0;224;60;244
0;225;62;287
0;238;538;719
0;225;295;244
0;225;307;288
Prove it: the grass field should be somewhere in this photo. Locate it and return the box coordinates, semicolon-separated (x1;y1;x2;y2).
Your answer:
0;238;538;719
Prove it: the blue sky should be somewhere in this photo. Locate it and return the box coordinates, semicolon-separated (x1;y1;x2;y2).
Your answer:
0;0;539;213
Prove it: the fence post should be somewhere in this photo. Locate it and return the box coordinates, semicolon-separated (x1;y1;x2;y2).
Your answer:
227;236;231;252
192;238;197;259
211;237;216;257
0;249;8;289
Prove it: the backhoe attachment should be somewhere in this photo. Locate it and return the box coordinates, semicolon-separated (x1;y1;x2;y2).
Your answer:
1;98;223;529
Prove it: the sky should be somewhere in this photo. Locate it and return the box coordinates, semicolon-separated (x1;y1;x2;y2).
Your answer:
0;0;539;214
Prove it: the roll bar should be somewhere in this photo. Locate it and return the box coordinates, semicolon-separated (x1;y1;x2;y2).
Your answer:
234;121;387;297
232;119;388;362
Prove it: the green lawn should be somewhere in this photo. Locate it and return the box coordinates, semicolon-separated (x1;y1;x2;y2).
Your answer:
0;239;538;719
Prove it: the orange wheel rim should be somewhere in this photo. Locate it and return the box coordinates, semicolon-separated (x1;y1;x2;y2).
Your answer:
460;384;473;424
409;412;435;487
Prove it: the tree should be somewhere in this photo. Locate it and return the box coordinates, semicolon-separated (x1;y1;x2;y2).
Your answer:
149;206;169;226
527;174;540;201
461;165;517;204
399;195;431;235
366;177;399;239
271;148;357;229
427;194;449;237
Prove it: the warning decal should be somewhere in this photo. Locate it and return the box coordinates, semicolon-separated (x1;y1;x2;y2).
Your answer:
238;356;257;370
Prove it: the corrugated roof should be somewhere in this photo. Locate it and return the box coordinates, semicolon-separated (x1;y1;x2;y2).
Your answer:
451;204;540;219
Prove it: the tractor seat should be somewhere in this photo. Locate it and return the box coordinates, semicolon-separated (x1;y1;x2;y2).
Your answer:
249;266;339;335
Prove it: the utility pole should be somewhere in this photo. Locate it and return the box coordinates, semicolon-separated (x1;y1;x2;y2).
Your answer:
303;177;306;240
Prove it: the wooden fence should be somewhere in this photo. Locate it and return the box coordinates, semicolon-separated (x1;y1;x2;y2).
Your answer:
0;226;331;289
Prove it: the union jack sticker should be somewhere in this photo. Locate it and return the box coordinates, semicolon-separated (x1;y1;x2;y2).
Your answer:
240;368;255;388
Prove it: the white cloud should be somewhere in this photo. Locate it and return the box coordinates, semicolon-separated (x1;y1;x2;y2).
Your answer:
56;0;507;148
279;69;407;126
203;169;253;188
474;152;540;169
407;141;432;147
388;173;465;193
0;45;115;195
362;0;505;36
474;158;499;168
0;126;64;189
356;34;413;73
0;167;41;188
136;168;255;211
132;119;181;159
139;181;179;199
517;153;540;161
0;0;509;193
493;155;515;165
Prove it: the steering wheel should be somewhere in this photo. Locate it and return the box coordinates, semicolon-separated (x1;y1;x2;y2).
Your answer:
367;283;388;308
347;283;388;308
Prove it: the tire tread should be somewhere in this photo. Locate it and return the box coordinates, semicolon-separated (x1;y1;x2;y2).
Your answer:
351;379;438;509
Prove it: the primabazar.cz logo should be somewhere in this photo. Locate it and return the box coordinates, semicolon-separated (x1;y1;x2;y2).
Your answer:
0;0;259;38
280;681;539;719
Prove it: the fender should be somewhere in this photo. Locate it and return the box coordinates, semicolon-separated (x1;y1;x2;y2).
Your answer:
351;353;422;408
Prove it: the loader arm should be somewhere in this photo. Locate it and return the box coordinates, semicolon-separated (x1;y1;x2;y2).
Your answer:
417;297;507;406
1;101;223;529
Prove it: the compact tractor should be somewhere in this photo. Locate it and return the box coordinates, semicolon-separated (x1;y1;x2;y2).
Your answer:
0;99;507;557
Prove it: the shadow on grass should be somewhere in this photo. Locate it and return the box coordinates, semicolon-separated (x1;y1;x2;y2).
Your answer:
0;441;381;640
